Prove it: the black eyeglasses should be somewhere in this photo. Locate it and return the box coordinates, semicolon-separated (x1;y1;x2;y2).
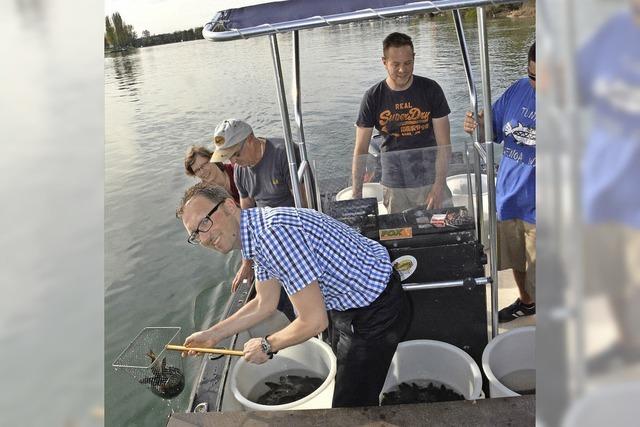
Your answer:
187;201;224;245
528;72;536;81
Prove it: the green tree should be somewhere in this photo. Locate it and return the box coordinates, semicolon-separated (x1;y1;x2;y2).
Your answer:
105;12;137;50
126;24;137;45
105;16;117;48
111;12;125;48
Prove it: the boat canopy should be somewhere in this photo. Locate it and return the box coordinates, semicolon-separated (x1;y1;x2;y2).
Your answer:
203;0;521;41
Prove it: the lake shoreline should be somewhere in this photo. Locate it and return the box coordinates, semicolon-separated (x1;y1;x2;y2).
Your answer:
104;3;535;55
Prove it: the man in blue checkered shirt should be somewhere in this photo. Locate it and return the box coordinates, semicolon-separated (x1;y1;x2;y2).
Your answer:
177;183;410;407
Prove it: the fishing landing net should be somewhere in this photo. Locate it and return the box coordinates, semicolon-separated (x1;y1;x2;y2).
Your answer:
112;327;185;399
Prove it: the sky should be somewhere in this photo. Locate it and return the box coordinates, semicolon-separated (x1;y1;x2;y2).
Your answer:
104;0;284;35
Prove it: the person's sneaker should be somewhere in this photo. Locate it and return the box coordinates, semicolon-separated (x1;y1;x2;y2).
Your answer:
498;298;535;323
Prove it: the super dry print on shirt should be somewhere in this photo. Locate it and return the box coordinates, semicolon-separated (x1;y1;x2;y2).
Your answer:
378;102;432;137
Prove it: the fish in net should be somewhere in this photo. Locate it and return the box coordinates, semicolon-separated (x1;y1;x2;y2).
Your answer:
138;349;185;399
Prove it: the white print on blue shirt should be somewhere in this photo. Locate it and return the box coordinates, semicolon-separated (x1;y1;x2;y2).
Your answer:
503;121;536;146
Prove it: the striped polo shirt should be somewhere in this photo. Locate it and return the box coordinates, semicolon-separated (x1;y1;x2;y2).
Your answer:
240;207;392;311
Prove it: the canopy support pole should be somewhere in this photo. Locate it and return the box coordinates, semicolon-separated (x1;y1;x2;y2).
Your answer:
452;9;485;247
292;30;317;209
269;34;304;208
477;6;499;338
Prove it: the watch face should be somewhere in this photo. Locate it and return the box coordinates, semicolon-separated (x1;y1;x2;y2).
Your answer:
261;337;270;353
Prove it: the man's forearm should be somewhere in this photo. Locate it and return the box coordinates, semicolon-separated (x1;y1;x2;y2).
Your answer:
432;117;452;186
209;297;273;340
434;143;451;186
266;316;327;353
266;281;328;352
351;156;366;194
352;127;373;196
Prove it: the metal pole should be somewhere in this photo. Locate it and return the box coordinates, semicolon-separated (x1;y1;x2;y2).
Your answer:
558;0;585;398
403;277;490;291
269;34;303;208
452;9;484;244
478;6;499;338
292;31;317;209
310;160;323;213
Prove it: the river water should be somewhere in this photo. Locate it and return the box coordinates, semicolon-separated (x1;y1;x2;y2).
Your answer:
105;15;534;426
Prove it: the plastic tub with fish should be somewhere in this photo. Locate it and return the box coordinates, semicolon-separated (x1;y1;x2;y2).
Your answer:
230;337;337;410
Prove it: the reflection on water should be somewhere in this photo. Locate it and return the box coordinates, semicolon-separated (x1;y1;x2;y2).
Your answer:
106;16;534;426
110;51;140;99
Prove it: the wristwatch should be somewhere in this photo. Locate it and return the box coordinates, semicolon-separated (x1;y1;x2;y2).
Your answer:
260;336;274;358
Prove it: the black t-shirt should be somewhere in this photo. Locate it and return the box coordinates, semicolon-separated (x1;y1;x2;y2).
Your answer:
356;75;450;188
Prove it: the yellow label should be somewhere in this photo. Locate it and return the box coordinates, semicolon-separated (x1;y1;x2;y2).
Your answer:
379;227;413;241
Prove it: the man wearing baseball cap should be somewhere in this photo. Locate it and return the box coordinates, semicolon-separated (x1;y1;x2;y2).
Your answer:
210;118;301;321
210;119;254;164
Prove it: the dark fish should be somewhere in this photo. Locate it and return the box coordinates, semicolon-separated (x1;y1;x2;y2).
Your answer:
381;381;464;405
138;350;185;399
256;375;323;405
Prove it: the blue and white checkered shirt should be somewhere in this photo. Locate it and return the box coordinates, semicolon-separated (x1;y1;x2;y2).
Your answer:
240;207;392;311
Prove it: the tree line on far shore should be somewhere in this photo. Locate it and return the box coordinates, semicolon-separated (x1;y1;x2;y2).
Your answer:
105;12;204;52
105;1;534;52
137;28;205;48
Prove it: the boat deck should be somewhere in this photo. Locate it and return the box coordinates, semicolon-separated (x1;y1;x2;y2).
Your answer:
168;395;534;426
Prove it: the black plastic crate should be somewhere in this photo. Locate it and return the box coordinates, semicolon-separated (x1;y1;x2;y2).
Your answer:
325;197;379;236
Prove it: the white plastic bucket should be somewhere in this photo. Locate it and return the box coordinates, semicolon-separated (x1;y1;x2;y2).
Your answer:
380;340;484;404
446;174;489;218
482;326;535;397
230;338;337;411
335;183;387;214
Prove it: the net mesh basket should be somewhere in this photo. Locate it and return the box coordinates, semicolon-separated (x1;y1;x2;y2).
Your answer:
112;327;185;399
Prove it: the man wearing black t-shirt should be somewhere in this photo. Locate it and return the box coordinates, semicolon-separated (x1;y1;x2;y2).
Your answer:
351;32;453;213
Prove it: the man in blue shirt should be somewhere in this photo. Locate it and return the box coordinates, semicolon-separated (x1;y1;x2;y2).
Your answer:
464;42;536;322
176;183;410;407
